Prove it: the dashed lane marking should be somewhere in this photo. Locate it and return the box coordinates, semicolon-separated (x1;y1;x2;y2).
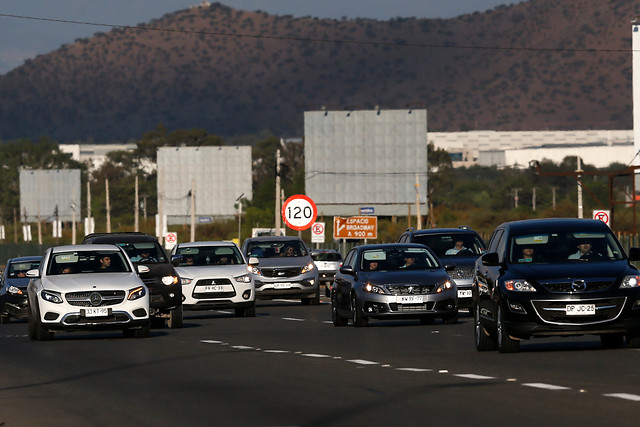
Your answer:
523;383;570;391
455;374;496;380
603;393;640;402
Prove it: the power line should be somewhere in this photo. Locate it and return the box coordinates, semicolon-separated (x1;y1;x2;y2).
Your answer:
0;12;633;54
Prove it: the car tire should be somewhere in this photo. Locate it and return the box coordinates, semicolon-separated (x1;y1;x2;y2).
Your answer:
168;305;183;329
351;293;368;327
301;292;320;306
28;307;38;340
134;322;151;338
601;333;624;349
474;303;496;351
626;334;640;348
442;314;458;325
497;306;519;353
235;304;256;317
331;293;348;327
0;312;9;324
150;316;165;328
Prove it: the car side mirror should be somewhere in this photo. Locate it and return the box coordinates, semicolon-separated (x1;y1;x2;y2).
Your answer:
26;269;40;278
137;265;150;274
481;252;500;266
628;247;640;262
444;263;456;272
248;256;259;265
171;254;182;267
339;265;355;275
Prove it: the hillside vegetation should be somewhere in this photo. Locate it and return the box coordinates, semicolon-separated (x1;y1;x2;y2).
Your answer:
0;0;638;142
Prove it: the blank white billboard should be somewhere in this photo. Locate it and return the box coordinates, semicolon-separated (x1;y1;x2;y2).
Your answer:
304;109;428;216
20;169;81;222
157;146;252;222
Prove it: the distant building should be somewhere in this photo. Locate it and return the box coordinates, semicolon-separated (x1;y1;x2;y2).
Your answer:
428;130;633;169
60;143;138;171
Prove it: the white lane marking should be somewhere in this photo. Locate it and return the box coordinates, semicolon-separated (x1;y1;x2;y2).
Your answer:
231;345;254;350
396;368;432;372
455;374;496;380
438;370;449;373
523;383;570;391
604;393;640;402
346;359;379;365
282;317;305;322
274;299;300;303
263;350;290;353
302;353;332;358
200;340;224;344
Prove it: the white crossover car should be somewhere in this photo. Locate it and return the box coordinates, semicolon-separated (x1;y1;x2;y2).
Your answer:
27;244;151;340
171;241;255;317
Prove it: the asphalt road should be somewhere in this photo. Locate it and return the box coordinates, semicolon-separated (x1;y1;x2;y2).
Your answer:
1;292;640;427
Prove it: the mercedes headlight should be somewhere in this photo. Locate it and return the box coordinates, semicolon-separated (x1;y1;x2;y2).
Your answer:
41;290;63;304
127;286;146;301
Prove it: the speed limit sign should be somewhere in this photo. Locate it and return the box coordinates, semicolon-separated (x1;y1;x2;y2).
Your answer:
282;194;318;231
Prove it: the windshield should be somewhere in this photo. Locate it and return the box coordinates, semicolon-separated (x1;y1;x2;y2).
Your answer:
246;240;308;258
8;259;41;278
116;242;167;264
412;233;485;257
508;230;625;264
311;252;342;262
361;247;441;271
47;250;132;275
176;245;244;266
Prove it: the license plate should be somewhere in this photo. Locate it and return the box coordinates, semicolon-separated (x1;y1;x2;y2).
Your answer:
397;295;424;304
273;283;292;289
83;307;109;317
566;304;596;315
204;285;224;292
458;290;472;298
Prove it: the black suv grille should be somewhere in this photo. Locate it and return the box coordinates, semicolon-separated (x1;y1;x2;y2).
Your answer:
260;267;301;278
66;291;126;307
540;279;614;293
386;285;435;295
531;297;625;325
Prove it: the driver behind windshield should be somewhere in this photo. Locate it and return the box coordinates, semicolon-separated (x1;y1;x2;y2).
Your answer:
445;239;467;255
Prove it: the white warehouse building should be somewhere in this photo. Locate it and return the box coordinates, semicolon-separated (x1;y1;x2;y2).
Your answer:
428;130;634;169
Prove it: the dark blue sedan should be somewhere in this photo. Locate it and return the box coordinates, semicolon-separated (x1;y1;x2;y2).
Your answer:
0;256;42;323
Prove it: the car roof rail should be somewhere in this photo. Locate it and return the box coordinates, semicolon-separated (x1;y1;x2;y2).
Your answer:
405;227;416;232
458;225;471;230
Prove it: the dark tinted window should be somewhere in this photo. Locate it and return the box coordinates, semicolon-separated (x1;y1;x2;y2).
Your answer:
246;240;308;258
311;252;342;262
412;233;485;257
47;250;131;275
176;246;243;266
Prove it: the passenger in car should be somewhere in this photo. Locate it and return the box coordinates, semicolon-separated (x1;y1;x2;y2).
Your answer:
568;240;602;260
519;247;535;263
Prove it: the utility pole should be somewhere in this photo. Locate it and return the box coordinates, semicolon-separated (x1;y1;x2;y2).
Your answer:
514;188;520;208
105;179;111;233
415;174;422;229
275;148;281;235
532;187;536;211
134;175;139;232
552;187;557;211
190;179;196;242
577;156;584;218
71;190;76;244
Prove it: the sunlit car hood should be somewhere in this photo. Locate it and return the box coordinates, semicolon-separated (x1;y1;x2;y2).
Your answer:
252;257;313;269
363;269;451;284
175;264;248;277
506;260;633;281
43;273;144;291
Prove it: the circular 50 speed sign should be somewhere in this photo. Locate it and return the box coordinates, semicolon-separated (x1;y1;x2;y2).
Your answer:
282;194;318;231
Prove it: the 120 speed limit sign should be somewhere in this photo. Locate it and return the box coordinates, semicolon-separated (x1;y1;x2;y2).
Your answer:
282;194;318;231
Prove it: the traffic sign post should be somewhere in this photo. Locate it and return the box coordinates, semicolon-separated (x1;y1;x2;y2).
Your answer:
311;222;325;244
164;232;178;250
282;194;318;231
593;210;610;227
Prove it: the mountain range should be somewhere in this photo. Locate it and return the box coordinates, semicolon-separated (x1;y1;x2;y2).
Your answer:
0;0;637;143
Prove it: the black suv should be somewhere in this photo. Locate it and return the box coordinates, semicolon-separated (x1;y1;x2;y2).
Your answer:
398;226;487;312
82;232;183;328
474;218;640;353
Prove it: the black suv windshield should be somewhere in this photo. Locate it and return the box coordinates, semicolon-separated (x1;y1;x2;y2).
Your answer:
412;233;485;257
116;242;167;264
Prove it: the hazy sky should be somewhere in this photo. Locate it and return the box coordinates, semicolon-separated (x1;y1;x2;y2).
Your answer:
0;0;519;74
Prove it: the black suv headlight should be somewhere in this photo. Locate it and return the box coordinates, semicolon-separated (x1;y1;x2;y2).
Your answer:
620;275;640;289
504;279;536;292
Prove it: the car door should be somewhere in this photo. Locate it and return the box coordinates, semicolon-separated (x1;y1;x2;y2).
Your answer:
335;248;357;311
475;228;505;321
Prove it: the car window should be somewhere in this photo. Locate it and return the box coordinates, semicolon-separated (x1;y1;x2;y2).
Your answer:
343;249;357;268
361;247;440;271
487;229;504;253
176;246;244;266
412;233;485;257
116;242;167;264
311;252;342;262
8;260;41;278
246;240;308;258
508;230;624;264
47;250;131;275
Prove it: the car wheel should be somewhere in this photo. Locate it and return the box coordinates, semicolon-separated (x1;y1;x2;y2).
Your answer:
0;312;9;324
601;333;624;349
150;316;165;328
168;305;183;329
28;307;38;340
497;306;519;353
235;304;256;317
134;322;151;338
325;285;330;298
626;334;640;348
474;304;496;351
350;293;368;327
442;314;458;325
331;293;348;327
